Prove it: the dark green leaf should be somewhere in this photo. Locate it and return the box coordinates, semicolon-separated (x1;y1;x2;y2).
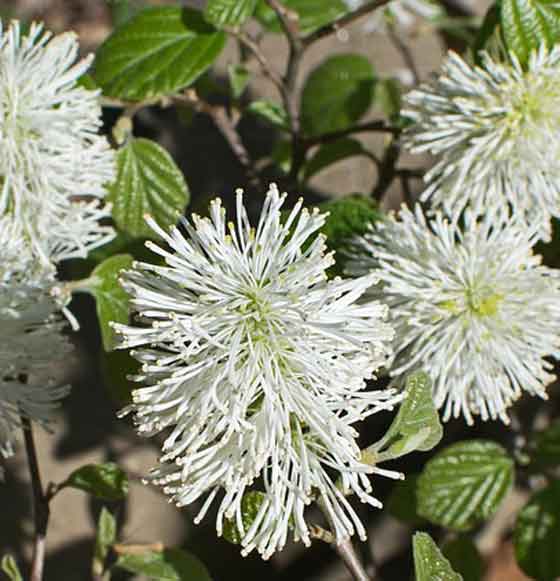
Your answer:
417;440;514;531
530;420;560;471
442;536;484;581
317;195;380;276
93;508;117;577
500;0;560;66
386;474;424;526
304;138;369;181
1;556;22;581
110;0;147;27
301;54;376;137
205;0;258;26
88;254;134;351
95;7;226;101
255;0;347;35
514;480;560;579
223;491;266;544
380;371;443;459
413;532;463;581
228;64;251;99
100;349;139;406
472;4;500;62
64;463;129;501
271;139;292;174
246;99;289;130
108;138;190;239
116;548;211;581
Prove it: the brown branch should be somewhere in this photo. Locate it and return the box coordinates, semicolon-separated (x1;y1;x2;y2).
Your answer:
334;539;372;581
303;0;393;46
22;418;49;581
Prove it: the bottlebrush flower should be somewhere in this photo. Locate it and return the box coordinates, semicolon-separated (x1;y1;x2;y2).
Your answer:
403;47;560;239
0;20;115;264
113;184;401;558
348;205;560;424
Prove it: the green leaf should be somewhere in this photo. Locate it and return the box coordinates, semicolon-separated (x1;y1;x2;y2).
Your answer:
386;474;424;526
255;0;347;35
472;4;500;62
88;254;134;351
205;0;258;26
228;64;250;100
301;54;376;137
413;532;463;581
514;480;560;579
304;138;369;181
116;548;211;581
64;462;129;501
442;536;484;581
417;440;514;531
100;349;139;406
500;0;560;66
94;7;226;101
271;139;292;174
246;99;289;130
223;491;266;544
93;508;117;577
379;371;443;459
108;138;190;239
317;195;381;276
529;419;560;471
1;556;22;581
373;77;402;121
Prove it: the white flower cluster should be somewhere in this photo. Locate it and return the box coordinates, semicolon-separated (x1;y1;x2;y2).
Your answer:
348;43;560;425
403;46;560;239
0;20;115;460
114;185;402;558
348;206;560;424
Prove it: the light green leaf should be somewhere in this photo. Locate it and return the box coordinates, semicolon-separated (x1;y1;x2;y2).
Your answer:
95;7;226;101
442;536;484;581
417;440;514;531
413;532;463;581
223;491;266;544
246;99;289;130
1;556;22;581
116;548;211;581
301;54;376;137
87;254;134;351
205;0;258;26
500;0;560;65
93;508;117;577
64;462;129;501
255;0;347;35
108;138;190;239
378;371;443;460
373;77;402;122
304;138;368;181
228;64;251;99
513;480;560;579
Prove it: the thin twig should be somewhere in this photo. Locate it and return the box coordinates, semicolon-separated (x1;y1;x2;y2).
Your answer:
303;120;400;148
22;418;49;581
228;29;285;93
303;0;393;46
387;25;420;85
174;90;261;189
333;539;372;581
